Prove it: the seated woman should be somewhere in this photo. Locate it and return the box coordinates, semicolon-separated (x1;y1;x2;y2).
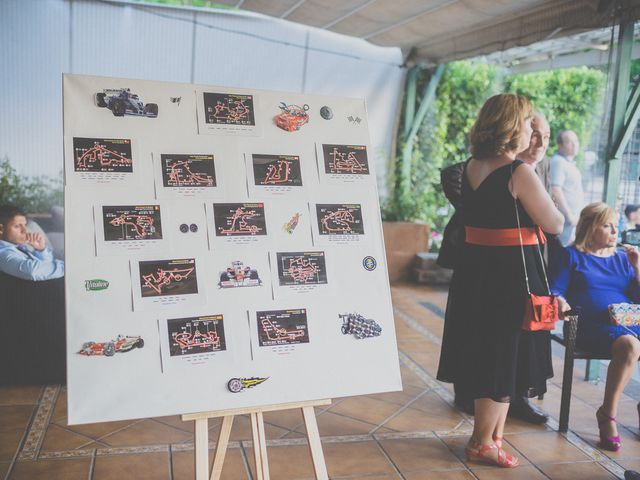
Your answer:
550;202;640;452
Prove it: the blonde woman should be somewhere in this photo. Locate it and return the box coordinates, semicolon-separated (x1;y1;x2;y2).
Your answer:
550;202;640;451
437;94;564;468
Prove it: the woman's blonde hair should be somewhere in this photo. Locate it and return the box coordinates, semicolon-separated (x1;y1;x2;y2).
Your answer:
573;202;617;252
469;93;533;159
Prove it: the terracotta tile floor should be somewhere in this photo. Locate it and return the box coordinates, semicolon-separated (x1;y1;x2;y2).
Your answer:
1;283;638;479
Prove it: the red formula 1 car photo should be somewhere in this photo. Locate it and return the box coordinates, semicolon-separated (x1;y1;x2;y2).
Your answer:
78;335;144;357
218;260;262;288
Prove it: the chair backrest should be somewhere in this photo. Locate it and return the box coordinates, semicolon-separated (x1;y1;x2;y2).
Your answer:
559;309;612;361
0;272;66;385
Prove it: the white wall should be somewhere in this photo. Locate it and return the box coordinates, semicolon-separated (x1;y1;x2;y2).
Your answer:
0;0;404;194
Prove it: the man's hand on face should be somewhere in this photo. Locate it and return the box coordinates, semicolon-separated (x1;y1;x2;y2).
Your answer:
25;232;46;251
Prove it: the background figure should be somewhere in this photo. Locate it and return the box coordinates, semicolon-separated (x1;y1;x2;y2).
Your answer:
0;205;64;281
0;204;66;384
550;203;640;452
550;130;585;246
519;112;551;191
624;204;640;231
437;94;564;468
499;111;553;424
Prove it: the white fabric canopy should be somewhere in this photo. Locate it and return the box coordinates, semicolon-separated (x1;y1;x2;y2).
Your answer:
0;0;404;193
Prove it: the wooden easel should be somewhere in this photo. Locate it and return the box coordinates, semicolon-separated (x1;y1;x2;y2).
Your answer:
182;399;331;480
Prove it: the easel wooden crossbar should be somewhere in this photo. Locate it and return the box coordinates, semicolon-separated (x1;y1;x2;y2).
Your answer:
182;399;331;480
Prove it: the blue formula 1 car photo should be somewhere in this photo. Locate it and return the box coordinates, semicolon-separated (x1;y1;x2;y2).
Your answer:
95;88;158;117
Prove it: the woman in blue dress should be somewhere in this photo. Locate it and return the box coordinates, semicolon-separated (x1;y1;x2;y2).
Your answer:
550;202;640;452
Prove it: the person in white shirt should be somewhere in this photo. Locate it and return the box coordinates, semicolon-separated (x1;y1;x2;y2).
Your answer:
550;130;585;246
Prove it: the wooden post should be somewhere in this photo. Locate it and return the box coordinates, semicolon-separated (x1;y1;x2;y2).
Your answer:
302;405;328;479
210;416;233;480
182;399;331;480
194;418;209;480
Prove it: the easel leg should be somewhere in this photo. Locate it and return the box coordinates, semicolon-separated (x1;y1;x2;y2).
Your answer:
195;418;209;480
210;415;234;480
302;406;328;480
250;412;270;480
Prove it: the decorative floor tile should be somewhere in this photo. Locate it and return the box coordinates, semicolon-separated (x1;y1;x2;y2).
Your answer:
2;283;639;479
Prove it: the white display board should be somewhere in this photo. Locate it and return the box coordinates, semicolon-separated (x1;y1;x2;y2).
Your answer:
63;74;401;424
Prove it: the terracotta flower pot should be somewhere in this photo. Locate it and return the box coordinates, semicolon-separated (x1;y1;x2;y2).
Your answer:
382;221;430;284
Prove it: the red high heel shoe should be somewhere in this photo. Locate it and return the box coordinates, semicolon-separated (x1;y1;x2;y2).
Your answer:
466;440;519;468
596;406;622;452
493;434;503;448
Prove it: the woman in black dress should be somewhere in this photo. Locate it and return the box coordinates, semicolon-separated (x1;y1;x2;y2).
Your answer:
437;94;564;468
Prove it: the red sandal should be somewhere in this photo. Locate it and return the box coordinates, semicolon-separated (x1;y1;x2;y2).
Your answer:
466;440;519;468
596;406;622;452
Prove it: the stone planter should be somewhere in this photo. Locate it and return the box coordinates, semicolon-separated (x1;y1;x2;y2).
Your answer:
413;252;453;285
382;221;430;284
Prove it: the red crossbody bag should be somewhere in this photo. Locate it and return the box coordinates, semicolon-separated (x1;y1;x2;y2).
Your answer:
513;169;559;331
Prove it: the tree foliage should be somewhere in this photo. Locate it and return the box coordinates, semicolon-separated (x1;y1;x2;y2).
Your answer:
383;61;607;239
0;158;63;214
505;67;606;164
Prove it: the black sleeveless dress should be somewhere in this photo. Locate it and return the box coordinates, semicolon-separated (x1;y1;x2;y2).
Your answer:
436;160;553;402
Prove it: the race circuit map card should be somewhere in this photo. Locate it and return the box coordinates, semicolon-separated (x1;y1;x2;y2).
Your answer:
311;203;368;246
158;313;228;372
94;204;167;256
103;205;163;241
316;204;364;235
131;257;205;311
196;90;260;136
257;309;309;348
154;153;223;199
271;251;330;299
161;154;216;188
214;203;267;237
316;143;374;185
167;314;226;356
69;137;135;185
140;258;198;297
207;202;269;249
74;137;133;173
252;154;303;187
205;93;255;126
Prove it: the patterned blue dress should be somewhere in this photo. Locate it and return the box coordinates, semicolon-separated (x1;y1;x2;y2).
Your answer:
549;246;640;356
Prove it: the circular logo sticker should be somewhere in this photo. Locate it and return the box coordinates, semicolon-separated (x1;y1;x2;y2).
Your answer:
362;256;377;271
320;106;333;120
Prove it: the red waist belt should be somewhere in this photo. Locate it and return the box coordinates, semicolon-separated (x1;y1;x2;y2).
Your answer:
465;226;546;246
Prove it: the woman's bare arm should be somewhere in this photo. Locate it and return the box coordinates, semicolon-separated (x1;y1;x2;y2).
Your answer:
511;163;564;234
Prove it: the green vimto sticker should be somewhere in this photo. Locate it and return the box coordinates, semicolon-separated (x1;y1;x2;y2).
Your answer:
85;279;109;292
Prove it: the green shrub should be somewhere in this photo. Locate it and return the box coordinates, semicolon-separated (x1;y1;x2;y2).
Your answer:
505;67;606;164
0;157;63;214
383;61;607;243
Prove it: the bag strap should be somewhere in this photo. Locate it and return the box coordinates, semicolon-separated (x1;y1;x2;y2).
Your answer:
511;162;552;296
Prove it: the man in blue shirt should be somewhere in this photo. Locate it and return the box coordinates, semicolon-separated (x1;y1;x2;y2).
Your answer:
0;204;64;281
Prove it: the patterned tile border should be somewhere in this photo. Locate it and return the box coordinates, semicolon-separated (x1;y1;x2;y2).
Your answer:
18;385;60;461
38;449;96;460
418;300;446;318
